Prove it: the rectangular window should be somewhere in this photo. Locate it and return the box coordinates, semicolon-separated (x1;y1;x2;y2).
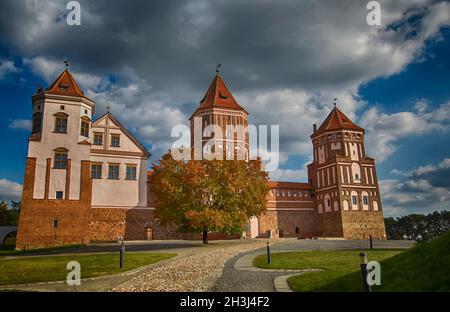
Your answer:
352;196;358;205
80;120;90;137
126;165;137;180
52;219;59;228
111;134;120;147
55;191;63;199
93;133;103;145
54;116;68;133
108;164;120;180
54;151;68;169
91;163;102;179
32;113;42;134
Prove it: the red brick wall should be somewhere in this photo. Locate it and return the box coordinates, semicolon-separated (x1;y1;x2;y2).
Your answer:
16;158;92;250
259;210;317;238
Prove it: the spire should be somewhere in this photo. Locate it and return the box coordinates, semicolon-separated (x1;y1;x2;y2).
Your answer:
192;73;247;116
312;105;364;138
44;67;85;97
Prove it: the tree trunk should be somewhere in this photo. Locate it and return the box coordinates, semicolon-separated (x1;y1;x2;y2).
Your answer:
202;229;208;244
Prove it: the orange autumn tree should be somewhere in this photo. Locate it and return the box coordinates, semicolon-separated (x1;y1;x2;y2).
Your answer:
150;153;269;244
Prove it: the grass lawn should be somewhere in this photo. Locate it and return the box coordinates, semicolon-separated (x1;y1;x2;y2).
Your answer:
254;249;402;291
0;252;176;286
254;232;450;291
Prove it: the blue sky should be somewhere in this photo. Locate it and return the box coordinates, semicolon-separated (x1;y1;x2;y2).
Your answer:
0;0;449;216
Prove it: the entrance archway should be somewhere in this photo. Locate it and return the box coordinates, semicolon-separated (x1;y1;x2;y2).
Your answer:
145;226;153;240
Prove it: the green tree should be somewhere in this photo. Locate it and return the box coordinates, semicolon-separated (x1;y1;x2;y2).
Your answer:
150;153;269;244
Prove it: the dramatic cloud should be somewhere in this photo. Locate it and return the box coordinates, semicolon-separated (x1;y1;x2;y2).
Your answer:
0;178;22;202
381;158;450;216
0;0;449;168
360;101;450;161
8;119;32;131
0;59;19;80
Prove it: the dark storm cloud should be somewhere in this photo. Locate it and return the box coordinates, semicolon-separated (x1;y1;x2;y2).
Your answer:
0;0;442;97
0;0;448;168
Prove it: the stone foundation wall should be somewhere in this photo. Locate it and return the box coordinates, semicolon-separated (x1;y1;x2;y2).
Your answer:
341;211;387;240
317;211;344;238
259;210;317;238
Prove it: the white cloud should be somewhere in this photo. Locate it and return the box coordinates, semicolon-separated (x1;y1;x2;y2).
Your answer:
0;179;22;202
0;59;19;79
8;119;32;131
24;56;104;91
360;102;450;161
269;168;308;182
381;157;450;216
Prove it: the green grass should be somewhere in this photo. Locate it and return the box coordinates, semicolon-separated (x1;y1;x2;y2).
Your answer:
254;249;402;291
254;232;450;291
0;252;176;285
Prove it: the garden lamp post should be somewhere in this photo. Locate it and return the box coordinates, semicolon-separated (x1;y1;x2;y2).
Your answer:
359;252;372;292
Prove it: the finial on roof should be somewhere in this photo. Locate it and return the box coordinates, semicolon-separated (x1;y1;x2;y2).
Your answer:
64;60;70;68
216;63;222;74
333;98;337;107
106;105;111;112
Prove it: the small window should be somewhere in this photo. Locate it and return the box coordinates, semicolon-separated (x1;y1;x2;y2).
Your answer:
55;191;63;199
93;133;103;145
355;173;360;180
352;196;358;205
91;163;102;179
54;149;68;169
126;165;137;180
52;219;59;228
60;105;65;110
111;134;120;147
108;164;120;180
54;114;68;133
32;112;42;134
84;109;88;114
80;120;90;137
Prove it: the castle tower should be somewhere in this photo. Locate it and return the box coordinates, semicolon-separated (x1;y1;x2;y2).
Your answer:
16;68;94;249
307;105;386;239
189;72;249;161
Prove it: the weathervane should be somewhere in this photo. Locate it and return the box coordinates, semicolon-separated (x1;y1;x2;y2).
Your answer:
64;59;70;68
216;64;222;73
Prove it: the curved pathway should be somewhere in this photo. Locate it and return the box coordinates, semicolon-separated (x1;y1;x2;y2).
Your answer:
211;238;415;292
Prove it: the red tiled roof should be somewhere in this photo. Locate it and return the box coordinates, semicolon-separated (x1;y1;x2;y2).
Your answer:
312;106;364;137
191;74;247;118
45;69;85;97
267;180;312;190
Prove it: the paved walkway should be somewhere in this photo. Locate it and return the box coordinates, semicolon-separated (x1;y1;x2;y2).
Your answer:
0;239;415;292
211;239;415;292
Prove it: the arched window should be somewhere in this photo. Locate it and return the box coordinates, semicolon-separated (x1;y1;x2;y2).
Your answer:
362;191;370;210
54;112;68;133
351;191;359;210
342;200;349;211
32;112;42;134
54;148;68;169
324;194;331;212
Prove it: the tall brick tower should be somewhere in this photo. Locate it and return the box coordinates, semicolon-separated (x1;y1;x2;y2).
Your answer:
16;68;94;249
189;72;249;160
307;105;386;239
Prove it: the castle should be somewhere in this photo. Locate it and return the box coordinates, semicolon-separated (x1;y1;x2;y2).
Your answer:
15;68;386;249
